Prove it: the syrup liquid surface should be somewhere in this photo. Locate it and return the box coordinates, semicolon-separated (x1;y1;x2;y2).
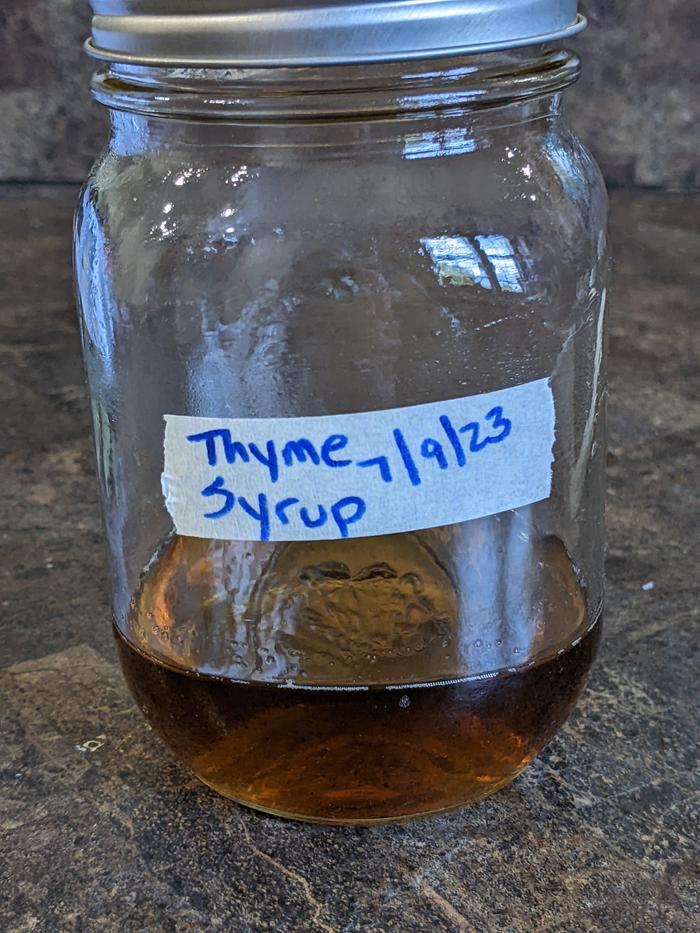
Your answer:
116;527;600;823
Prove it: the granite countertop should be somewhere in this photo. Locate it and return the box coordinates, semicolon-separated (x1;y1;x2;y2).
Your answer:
1;187;698;932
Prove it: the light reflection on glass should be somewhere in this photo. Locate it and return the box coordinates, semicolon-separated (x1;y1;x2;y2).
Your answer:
77;202;115;372
420;236;491;288
421;234;526;293
172;166;208;187
402;65;479;81
227;166;249;186
403;128;476;160
475;234;524;293
150;218;176;239
542;136;581;199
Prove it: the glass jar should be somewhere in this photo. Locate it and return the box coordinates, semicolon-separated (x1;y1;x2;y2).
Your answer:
75;2;608;823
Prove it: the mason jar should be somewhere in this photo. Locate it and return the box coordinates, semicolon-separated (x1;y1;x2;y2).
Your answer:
75;1;608;823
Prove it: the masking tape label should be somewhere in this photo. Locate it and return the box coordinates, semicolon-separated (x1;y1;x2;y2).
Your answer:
162;378;555;542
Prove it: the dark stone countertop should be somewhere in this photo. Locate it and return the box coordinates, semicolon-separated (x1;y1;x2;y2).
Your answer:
1;187;698;932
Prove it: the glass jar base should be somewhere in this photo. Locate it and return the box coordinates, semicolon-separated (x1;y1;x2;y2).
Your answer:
115;617;600;824
196;776;516;825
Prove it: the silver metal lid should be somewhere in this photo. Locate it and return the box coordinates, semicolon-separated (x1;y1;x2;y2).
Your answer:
86;1;586;68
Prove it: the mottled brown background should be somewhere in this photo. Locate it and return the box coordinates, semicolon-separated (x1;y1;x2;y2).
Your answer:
0;1;698;187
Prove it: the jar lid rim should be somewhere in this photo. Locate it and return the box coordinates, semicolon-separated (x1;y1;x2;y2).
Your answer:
86;1;586;68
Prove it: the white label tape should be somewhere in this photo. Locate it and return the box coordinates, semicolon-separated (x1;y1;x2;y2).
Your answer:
162;378;555;542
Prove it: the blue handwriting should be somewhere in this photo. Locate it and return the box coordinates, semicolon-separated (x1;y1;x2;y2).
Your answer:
186;404;512;538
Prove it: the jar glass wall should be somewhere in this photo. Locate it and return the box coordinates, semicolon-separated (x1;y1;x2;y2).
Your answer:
75;49;608;822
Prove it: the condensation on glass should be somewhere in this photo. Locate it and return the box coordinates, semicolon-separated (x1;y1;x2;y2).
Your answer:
75;1;608;823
